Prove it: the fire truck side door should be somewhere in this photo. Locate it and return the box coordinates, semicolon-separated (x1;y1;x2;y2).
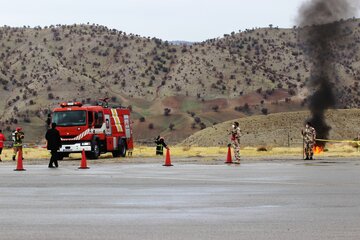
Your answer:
88;111;94;127
104;114;111;135
94;111;104;128
124;115;131;138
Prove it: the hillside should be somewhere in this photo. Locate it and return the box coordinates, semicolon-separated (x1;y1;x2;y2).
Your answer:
0;19;360;143
181;109;360;147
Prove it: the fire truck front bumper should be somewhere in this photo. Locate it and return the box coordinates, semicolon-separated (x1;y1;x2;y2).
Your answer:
59;142;92;153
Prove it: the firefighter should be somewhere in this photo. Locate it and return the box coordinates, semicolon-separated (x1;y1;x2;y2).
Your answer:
12;127;24;161
45;123;62;168
230;121;241;164
155;136;168;155
0;129;6;162
301;122;316;160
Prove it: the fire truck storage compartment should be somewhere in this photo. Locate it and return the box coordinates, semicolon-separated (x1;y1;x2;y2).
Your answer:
106;137;117;151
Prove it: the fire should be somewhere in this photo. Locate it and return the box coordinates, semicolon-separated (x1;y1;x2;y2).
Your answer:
313;145;324;154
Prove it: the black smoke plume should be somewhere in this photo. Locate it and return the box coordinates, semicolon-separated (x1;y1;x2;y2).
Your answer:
297;0;357;146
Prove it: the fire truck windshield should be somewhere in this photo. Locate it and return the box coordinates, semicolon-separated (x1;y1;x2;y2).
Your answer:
52;110;86;126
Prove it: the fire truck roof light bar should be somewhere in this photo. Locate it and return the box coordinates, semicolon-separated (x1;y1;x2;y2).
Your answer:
60;102;83;108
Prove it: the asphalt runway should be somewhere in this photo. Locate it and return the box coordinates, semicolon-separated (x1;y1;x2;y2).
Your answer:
0;159;360;240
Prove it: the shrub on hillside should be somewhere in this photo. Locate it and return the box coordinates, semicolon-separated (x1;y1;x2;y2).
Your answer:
261;108;268;115
164;108;171;116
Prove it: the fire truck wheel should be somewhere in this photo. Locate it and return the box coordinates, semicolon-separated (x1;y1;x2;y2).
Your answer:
112;151;120;157
119;138;127;157
87;141;100;159
112;138;127;158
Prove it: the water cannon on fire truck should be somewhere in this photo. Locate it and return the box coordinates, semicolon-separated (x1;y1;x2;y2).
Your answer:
51;99;133;159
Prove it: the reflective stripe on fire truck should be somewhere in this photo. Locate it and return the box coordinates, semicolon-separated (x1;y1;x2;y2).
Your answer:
61;129;91;141
111;109;123;133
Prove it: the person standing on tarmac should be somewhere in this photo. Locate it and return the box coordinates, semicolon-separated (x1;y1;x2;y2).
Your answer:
45;123;62;168
301;122;316;160
230;122;241;164
155;136;169;155
12;127;24;161
0;129;6;162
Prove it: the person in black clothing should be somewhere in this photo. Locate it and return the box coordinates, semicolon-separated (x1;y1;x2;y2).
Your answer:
155;136;168;155
45;123;62;168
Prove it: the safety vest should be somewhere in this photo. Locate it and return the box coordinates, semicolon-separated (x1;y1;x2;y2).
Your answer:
156;144;164;155
13;131;24;147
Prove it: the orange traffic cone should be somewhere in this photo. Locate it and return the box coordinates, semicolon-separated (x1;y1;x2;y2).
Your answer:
225;145;232;164
14;148;26;171
79;149;89;169
163;148;173;166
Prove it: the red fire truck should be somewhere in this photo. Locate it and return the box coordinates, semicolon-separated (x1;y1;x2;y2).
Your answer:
51;100;133;159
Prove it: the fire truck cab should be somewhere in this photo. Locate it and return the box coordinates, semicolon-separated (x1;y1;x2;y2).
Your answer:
51;101;133;159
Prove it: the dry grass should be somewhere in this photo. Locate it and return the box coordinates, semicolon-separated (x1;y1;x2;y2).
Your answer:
130;144;360;158
1;143;359;162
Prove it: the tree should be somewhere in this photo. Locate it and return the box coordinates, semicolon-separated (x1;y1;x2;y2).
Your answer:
164;108;171;116
194;117;201;124
200;122;206;130
212;105;219;112
261;108;268;115
169;123;175;131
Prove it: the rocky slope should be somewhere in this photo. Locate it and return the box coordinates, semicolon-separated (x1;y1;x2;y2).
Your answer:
0;19;360;143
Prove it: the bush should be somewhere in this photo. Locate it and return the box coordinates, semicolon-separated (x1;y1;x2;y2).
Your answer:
200;122;206;129
194;117;201;124
164;108;171;116
212;105;219;112
257;147;268;151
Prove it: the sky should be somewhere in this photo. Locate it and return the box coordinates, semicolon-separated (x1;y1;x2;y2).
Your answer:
0;0;359;42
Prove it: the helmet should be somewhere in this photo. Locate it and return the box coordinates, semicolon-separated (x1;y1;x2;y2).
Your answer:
16;127;22;131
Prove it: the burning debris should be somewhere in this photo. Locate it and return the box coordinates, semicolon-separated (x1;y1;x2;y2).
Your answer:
313;145;324;155
297;0;358;147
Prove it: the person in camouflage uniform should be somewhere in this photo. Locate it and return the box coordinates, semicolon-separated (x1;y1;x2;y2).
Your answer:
301;122;316;160
230;121;241;164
